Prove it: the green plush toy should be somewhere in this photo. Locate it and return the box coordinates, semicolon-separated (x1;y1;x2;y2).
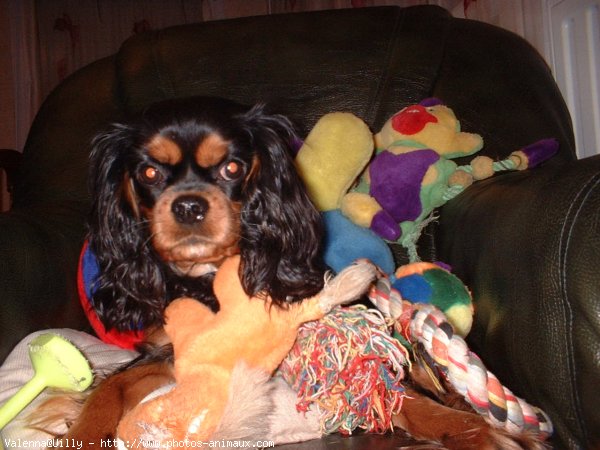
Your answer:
340;98;483;261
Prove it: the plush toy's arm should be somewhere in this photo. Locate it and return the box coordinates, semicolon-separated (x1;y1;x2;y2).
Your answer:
294;260;378;323
317;260;378;314
163;298;216;355
340;192;382;228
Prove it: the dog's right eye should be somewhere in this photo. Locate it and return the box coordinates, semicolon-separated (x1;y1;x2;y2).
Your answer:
138;165;164;185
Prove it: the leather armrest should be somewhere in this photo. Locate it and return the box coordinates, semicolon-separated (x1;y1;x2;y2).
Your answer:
0;208;89;362
437;156;600;449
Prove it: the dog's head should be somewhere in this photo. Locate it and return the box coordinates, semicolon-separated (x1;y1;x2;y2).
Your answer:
88;97;325;331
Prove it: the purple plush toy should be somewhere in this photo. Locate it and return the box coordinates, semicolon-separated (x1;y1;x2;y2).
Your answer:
341;98;559;262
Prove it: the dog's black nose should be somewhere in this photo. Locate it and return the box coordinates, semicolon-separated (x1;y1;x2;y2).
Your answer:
171;195;209;225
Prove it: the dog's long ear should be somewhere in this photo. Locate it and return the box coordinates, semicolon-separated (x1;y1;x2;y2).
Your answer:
87;124;166;331
239;106;325;304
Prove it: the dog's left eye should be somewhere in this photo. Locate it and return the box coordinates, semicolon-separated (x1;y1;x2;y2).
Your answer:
219;161;244;181
139;165;164;185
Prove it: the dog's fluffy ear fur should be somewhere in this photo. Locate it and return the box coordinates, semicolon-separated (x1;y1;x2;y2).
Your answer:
88;124;167;331
238;105;326;304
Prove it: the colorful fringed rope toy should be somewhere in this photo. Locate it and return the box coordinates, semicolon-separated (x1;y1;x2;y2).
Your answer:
277;305;409;435
369;275;553;440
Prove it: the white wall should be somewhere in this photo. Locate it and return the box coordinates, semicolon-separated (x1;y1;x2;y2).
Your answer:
453;0;600;159
546;0;600;159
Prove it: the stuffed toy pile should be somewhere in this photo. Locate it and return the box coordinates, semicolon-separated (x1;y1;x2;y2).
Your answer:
116;258;553;448
295;97;558;337
296;97;558;264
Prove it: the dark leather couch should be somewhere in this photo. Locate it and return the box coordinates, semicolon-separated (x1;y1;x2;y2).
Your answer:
1;6;598;449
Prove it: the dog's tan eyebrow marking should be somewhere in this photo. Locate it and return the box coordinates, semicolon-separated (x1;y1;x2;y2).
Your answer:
196;133;229;168
147;135;183;165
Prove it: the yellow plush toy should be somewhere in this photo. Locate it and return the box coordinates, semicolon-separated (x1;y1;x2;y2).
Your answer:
116;255;376;447
374;100;483;158
294;100;557;337
295;112;373;212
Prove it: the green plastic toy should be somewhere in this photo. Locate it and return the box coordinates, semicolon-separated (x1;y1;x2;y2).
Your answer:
0;333;93;430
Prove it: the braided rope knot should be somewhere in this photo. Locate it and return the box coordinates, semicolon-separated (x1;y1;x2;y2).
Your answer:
368;276;553;439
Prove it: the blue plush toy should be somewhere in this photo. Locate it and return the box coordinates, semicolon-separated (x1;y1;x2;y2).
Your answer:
322;209;395;276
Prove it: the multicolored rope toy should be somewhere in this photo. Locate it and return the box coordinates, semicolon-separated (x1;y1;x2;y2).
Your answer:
440;138;560;206
277;305;409;435
369;275;553;440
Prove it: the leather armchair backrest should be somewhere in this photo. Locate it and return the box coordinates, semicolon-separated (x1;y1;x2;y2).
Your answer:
116;5;576;159
114;6;452;135
13;5;575;211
